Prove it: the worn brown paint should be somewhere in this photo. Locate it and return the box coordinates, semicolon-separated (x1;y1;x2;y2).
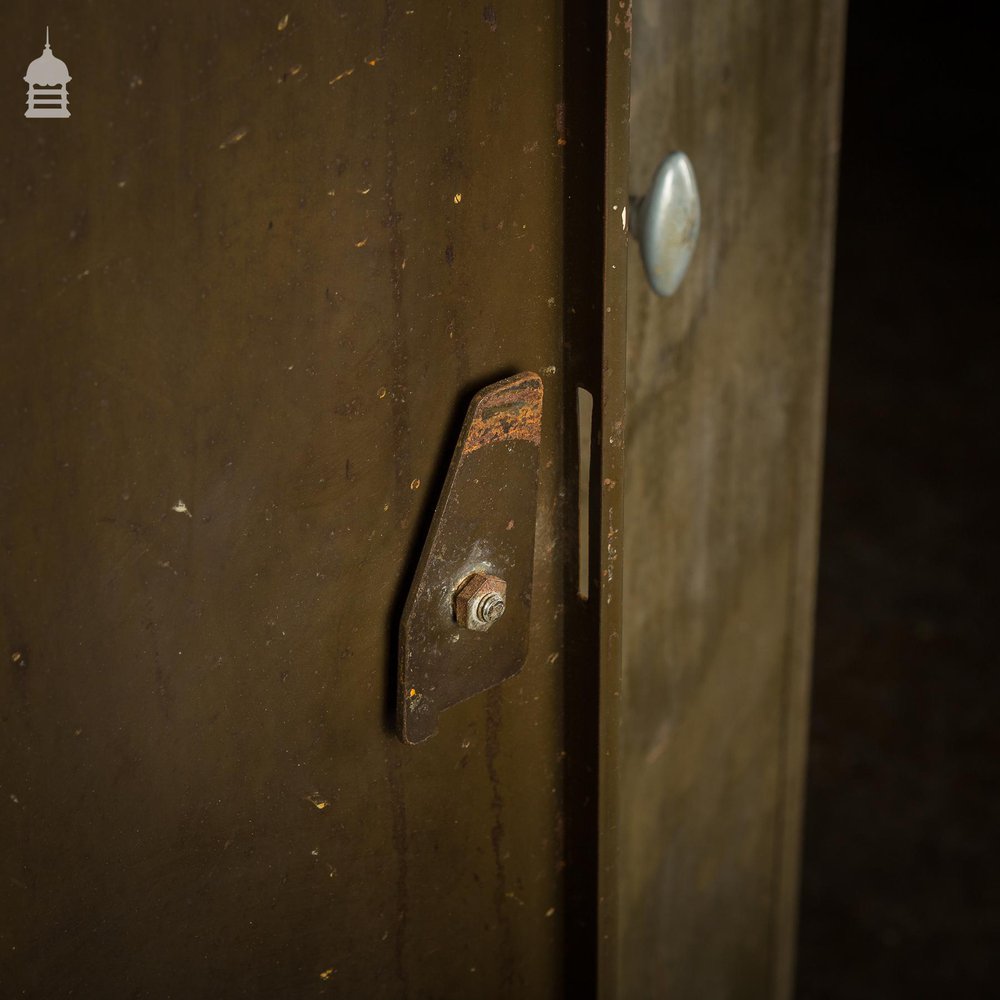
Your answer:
619;1;846;997
1;2;628;997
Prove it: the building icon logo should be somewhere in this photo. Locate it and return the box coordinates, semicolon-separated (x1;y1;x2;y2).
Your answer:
24;27;71;118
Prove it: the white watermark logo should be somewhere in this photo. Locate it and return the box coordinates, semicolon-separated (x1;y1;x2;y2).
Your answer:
24;27;71;119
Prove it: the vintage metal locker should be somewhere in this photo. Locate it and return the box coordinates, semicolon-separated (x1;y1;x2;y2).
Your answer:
1;1;843;997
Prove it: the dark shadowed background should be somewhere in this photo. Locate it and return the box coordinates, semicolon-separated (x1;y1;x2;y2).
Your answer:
797;4;999;997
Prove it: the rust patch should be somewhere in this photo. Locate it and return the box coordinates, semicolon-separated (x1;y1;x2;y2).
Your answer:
462;372;543;455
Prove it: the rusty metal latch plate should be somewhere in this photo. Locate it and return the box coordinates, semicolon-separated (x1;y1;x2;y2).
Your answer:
398;372;544;744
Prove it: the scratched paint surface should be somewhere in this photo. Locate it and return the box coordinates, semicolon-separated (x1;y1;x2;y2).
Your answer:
0;3;582;996
619;0;845;996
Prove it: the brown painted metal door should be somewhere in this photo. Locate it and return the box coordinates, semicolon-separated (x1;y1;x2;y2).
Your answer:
1;3;628;998
619;2;845;997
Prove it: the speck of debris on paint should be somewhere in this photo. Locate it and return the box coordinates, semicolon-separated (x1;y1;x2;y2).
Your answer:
621;205;627;231
377;386;388;398
11;651;23;665
172;500;192;517
357;186;371;195
319;968;334;980
453;192;462;204
545;907;556;917
277;13;289;30
306;793;330;810
409;687;417;697
365;56;379;66
355;238;368;248
218;126;249;149
506;519;515;530
410;478;420;491
329;67;354;85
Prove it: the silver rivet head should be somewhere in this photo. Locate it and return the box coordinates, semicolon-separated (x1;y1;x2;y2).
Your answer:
631;151;701;296
455;573;507;632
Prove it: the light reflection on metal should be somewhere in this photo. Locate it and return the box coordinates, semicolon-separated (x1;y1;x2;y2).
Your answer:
631;152;701;296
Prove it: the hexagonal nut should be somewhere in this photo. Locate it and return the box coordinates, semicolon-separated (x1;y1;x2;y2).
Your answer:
454;573;507;632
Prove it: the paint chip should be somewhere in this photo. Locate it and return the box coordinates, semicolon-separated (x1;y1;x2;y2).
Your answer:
277;13;289;30
306;793;330;810
621;205;627;231
319;968;334;980
453;192;462;204
355;237;368;248
172;500;192;517
410;478;420;490
219;126;249;149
